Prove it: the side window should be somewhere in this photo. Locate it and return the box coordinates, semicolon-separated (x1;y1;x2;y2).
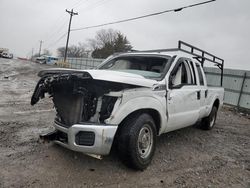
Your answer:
196;64;204;85
189;60;197;85
170;60;195;88
183;60;194;84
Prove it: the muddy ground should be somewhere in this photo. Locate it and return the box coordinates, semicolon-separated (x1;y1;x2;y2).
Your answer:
0;58;249;188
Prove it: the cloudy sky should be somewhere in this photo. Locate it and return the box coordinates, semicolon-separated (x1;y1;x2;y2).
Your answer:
0;0;249;70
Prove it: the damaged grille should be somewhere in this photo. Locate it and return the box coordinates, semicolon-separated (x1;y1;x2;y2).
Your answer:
31;72;92;105
31;70;137;127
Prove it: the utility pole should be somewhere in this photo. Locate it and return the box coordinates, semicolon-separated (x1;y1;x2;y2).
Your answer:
31;48;34;60
38;40;43;57
64;9;78;62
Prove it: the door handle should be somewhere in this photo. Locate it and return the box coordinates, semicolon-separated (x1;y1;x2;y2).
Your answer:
205;89;208;98
197;90;201;100
168;93;173;100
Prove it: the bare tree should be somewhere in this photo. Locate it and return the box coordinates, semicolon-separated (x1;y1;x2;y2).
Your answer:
90;29;133;58
43;49;52;56
95;29;117;47
57;43;88;58
87;38;98;50
57;29;132;59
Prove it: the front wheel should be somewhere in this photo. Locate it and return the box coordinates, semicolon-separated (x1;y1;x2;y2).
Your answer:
117;113;157;170
200;106;218;130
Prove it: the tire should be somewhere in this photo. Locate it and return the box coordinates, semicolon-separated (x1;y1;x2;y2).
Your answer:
200;106;218;130
117;113;157;170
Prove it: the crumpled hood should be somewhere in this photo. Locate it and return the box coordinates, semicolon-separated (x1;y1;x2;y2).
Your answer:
38;68;158;88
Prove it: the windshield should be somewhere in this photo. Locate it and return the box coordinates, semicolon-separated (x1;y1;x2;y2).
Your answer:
98;55;170;80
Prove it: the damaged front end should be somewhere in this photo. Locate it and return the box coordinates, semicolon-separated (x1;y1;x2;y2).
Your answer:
31;70;138;155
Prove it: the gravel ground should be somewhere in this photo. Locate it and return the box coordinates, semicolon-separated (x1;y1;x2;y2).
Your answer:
0;58;249;188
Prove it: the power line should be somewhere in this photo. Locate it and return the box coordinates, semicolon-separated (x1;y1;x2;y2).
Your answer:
43;20;68;43
71;0;111;12
71;0;85;8
71;0;216;32
71;0;90;9
29;0;112;56
37;0;85;49
41;0;88;41
45;32;67;50
79;0;111;12
28;1;80;57
41;14;68;42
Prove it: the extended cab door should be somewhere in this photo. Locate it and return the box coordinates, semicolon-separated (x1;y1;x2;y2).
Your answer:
195;62;208;118
166;58;200;131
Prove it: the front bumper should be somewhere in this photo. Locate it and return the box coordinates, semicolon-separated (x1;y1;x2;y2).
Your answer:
41;122;118;156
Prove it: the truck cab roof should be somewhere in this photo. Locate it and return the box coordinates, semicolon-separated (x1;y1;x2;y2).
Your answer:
109;40;224;86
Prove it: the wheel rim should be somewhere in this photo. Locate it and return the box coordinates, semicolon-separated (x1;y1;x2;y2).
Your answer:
137;124;153;159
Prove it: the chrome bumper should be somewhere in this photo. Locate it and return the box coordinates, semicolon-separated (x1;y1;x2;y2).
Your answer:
51;122;118;156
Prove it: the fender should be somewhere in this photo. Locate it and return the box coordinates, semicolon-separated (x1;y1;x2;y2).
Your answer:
205;93;222;117
105;96;168;134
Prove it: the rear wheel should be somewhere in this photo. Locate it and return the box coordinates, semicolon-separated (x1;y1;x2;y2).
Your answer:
117;113;157;170
200;106;218;130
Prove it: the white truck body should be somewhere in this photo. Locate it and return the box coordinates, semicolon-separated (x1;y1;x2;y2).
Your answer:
31;41;224;169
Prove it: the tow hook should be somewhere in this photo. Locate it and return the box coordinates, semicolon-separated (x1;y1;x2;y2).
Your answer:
39;130;58;142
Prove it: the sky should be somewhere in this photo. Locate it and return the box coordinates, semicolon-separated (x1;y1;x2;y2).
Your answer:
0;0;250;70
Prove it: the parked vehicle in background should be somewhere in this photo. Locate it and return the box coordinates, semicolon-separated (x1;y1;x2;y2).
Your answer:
31;41;224;170
45;56;58;65
36;56;46;64
0;48;9;57
1;52;13;59
36;56;58;65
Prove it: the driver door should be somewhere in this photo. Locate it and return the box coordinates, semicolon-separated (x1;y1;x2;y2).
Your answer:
166;59;200;130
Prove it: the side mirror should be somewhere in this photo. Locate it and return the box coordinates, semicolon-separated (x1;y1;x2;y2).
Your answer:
169;75;174;89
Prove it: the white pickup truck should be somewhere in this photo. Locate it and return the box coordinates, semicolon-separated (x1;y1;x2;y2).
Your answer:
31;41;224;170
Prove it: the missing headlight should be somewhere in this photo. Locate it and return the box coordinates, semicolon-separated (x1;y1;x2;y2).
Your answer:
99;96;118;122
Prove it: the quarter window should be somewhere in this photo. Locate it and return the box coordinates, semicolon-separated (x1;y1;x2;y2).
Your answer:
189;61;197;85
196;64;204;85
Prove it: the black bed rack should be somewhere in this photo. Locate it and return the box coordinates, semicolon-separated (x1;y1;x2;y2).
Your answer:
133;40;224;86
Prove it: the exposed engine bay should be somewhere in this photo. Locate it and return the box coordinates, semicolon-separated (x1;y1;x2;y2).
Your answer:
31;71;139;127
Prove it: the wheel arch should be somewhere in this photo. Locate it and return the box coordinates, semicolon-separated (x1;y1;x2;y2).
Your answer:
213;98;220;109
117;108;162;135
106;96;166;135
